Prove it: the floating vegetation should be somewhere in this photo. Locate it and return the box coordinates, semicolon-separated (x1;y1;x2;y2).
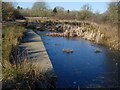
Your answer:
62;49;74;54
95;48;101;53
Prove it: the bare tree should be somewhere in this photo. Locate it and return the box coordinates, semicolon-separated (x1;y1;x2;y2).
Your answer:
78;4;93;20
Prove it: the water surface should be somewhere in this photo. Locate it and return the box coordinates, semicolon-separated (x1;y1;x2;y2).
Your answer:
37;31;119;88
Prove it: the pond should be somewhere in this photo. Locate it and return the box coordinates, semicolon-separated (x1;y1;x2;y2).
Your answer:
37;31;119;88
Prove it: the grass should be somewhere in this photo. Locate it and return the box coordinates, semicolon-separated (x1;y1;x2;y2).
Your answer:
2;60;36;89
2;24;56;89
99;24;119;51
2;25;25;67
2;24;26;85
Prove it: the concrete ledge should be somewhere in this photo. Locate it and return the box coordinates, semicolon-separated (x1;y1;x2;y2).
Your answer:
19;29;54;75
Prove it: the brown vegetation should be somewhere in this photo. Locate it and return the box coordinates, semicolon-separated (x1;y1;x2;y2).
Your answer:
2;1;119;89
62;49;74;54
2;2;25;21
2;25;56;89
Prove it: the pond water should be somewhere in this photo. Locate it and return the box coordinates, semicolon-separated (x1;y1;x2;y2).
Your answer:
37;31;119;88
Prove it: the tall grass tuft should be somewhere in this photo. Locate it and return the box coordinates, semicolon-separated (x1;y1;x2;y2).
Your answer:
2;25;26;80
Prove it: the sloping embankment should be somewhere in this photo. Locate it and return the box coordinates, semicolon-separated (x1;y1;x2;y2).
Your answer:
19;29;54;75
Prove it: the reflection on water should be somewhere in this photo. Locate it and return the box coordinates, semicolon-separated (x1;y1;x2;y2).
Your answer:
37;31;119;88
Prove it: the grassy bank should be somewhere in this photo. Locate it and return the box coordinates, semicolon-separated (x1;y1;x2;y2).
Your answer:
2;25;26;79
2;24;56;89
99;24;119;51
2;25;33;89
